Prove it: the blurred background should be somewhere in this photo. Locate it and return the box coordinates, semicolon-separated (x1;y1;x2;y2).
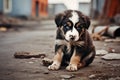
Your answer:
0;1;120;80
0;0;120;37
0;0;120;21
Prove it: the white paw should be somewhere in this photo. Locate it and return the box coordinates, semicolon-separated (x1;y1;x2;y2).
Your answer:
48;61;60;70
66;64;78;71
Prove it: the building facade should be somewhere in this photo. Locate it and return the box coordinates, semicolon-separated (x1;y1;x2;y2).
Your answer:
0;0;48;17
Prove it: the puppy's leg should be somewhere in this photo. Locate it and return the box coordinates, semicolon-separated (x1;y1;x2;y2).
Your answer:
78;49;96;68
48;49;63;70
66;49;80;71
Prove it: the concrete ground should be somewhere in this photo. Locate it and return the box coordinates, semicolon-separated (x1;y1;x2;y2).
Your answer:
0;20;120;80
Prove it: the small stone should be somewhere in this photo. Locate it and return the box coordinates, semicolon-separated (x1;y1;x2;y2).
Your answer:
60;74;75;79
89;74;96;78
102;53;120;60
28;61;34;64
108;47;116;53
34;71;41;73
44;71;49;74
30;57;36;60
111;49;115;53
96;49;108;56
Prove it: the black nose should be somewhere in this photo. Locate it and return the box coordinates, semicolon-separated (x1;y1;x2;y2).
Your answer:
70;35;75;40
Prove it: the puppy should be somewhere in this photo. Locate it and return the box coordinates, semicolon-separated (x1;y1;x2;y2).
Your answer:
48;10;96;71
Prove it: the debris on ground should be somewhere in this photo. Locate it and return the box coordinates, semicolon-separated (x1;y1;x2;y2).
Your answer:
28;61;34;64
91;26;108;41
60;74;75;79
102;53;120;60
14;51;46;59
91;25;120;41
42;58;53;66
43;70;49;74
0;27;7;32
89;74;96;79
96;49;108;56
0;15;21;32
107;47;116;53
105;38;120;43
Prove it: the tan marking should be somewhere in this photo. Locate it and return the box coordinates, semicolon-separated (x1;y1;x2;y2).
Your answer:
69;49;80;66
67;21;72;27
79;28;85;37
60;26;65;35
78;62;85;68
76;22;81;27
48;48;63;70
53;49;63;63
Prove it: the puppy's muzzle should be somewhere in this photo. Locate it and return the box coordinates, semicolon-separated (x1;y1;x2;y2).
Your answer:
69;35;76;41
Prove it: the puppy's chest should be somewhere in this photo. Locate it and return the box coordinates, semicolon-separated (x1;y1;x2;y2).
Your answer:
62;41;85;55
63;44;74;55
55;40;85;54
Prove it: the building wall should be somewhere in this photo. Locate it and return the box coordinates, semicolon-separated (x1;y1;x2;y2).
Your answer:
0;0;3;12
11;0;32;16
48;3;90;17
79;3;91;16
54;4;67;15
32;0;48;17
48;4;67;18
92;0;105;14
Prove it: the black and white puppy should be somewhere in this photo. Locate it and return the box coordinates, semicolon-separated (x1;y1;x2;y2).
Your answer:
48;10;96;71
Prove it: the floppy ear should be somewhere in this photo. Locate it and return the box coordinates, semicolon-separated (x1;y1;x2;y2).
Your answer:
83;16;91;29
55;13;65;27
76;10;91;29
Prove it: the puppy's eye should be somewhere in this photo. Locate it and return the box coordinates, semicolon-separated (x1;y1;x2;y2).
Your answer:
65;26;70;30
76;27;82;30
63;24;71;30
77;25;84;30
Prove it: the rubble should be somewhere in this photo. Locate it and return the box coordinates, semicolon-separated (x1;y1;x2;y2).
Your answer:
102;53;120;60
96;49;108;56
89;74;96;79
107;47;116;53
60;74;75;79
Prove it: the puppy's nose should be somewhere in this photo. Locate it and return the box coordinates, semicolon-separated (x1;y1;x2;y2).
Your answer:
69;35;75;40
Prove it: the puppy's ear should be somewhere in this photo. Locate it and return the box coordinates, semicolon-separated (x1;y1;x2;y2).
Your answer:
83;16;91;29
76;11;90;29
55;13;65;27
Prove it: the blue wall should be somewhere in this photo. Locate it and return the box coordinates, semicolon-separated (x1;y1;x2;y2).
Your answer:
79;3;91;16
11;0;32;16
0;0;3;12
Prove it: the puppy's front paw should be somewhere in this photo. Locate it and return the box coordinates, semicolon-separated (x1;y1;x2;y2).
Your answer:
66;64;78;71
48;62;60;70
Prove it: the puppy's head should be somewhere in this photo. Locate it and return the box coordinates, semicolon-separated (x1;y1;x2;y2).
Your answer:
55;10;90;42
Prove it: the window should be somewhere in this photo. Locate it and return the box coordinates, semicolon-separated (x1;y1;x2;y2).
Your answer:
3;0;12;13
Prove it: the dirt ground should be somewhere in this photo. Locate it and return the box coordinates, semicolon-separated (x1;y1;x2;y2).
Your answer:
0;20;120;80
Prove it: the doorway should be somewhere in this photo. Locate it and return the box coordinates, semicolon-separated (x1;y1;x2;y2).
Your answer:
35;1;39;17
